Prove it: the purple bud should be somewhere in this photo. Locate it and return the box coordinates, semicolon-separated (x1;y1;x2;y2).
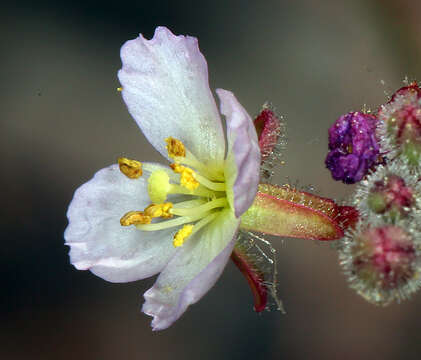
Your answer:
326;111;380;184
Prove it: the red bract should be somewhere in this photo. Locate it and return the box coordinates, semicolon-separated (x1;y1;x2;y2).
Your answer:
231;248;268;312
254;105;283;162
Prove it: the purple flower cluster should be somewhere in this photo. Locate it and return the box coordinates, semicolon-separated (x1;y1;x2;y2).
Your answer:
325;111;380;184
333;85;421;306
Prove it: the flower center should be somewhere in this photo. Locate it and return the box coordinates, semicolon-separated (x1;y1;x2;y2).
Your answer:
119;137;229;247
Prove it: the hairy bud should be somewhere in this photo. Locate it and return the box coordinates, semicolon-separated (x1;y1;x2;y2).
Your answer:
378;82;421;166
340;219;421;305
353;159;421;221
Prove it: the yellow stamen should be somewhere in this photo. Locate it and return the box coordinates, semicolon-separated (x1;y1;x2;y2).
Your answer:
173;225;194;247
169;163;184;173
144;203;173;219
166;137;186;158
171;197;227;217
173;154;224;181
181;171;199;191
193;173;226;191
147;169;215;202
172;198;206;209
172;212;219;248
169;184;215;197
170;163;199;191
136;212;209;231
120;211;151;226
189;212;218;235
118;157;142;179
117;87;123;92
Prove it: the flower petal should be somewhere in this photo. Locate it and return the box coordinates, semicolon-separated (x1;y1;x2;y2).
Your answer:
64;164;178;283
118;27;225;166
142;209;239;330
216;89;261;217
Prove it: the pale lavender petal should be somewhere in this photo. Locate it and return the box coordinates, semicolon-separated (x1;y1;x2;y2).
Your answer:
118;27;225;166
64;164;178;283
142;209;239;330
216;89;260;217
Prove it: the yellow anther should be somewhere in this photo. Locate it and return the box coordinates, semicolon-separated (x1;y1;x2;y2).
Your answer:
170;163;199;191
118;157;142;179
117;87;123;92
144;203;173;219
173;224;194;247
120;211;151;226
165;137;186;158
170;163;184;173
181;169;199;191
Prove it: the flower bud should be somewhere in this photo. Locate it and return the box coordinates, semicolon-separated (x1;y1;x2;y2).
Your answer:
325;111;380;184
378;82;421;166
340;220;421;305
367;175;413;217
353;159;421;220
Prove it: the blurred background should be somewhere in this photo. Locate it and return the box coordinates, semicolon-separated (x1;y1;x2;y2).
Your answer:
2;0;421;359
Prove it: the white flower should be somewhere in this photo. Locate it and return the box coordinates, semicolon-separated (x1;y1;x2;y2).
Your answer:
64;27;260;330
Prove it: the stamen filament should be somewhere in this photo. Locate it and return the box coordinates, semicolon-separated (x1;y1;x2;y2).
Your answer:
170;197;227;217
174;153;224;181
168;184;215;198
135;211;211;231
193;173;226;191
190;212;218;236
172;199;207;209
173;212;219;248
